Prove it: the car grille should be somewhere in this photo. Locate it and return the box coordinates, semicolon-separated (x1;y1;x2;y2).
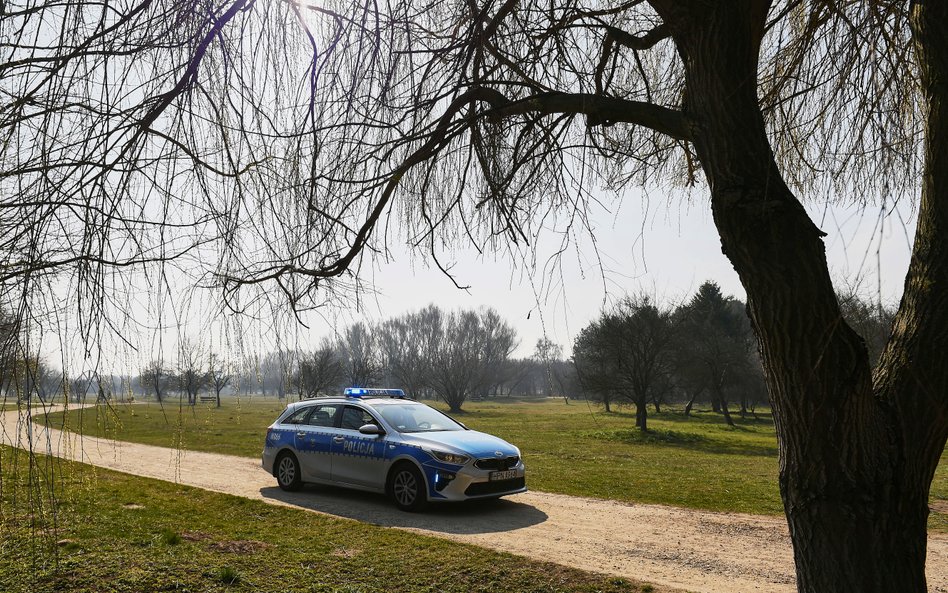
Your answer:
464;477;526;497
473;456;519;471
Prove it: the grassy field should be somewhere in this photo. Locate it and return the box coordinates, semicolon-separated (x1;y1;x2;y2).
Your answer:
0;446;664;593
35;397;947;529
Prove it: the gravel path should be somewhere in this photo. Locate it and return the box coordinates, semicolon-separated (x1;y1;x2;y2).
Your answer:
2;406;946;593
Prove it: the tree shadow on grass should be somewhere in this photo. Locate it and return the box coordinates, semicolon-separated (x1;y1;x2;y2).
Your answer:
582;428;778;457
259;485;548;535
607;408;776;427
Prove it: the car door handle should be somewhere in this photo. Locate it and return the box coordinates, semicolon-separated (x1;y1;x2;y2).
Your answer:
332;436;345;443
296;432;306;437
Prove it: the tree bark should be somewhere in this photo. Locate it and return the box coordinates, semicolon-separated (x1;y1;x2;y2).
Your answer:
442;389;465;413
718;396;735;428
683;389;700;416
710;397;720;413
634;393;648;431
649;1;945;590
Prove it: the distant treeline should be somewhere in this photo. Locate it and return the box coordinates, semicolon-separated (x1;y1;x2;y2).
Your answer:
2;285;894;422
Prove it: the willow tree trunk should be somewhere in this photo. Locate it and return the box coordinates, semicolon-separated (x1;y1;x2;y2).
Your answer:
651;1;948;591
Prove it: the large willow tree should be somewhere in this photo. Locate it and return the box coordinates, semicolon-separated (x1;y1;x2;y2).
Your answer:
2;1;945;591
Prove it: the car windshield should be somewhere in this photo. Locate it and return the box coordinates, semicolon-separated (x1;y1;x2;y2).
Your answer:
376;403;465;433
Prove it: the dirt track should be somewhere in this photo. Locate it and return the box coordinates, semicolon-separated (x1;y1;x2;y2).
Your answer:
2;406;946;593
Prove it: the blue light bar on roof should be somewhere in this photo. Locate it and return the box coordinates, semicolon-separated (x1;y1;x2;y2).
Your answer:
344;387;406;398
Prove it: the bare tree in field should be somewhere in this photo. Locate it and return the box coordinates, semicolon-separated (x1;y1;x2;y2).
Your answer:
427;307;517;412
251;350;294;399
533;337;570;402
67;372;93;404
34;361;63;403
3;0;948;589
207;354;232;408
499;357;539;398
338;322;383;388
475;308;519;397
293;339;345;399
377;307;439;398
176;341;208;406
139;359;172;403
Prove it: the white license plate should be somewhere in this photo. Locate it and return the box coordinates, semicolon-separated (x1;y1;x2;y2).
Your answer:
490;470;517;481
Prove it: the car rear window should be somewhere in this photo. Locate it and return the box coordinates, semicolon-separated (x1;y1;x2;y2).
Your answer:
281;408;311;424
306;405;339;427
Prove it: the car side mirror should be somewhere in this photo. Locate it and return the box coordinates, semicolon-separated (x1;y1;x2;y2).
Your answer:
358;423;384;436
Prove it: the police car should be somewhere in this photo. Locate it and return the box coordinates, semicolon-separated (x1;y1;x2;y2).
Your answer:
261;388;526;511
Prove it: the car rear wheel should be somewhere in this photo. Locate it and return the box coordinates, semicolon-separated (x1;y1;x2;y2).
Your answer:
275;452;302;491
388;463;427;512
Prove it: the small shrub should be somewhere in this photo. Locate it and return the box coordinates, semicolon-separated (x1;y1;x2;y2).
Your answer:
158;528;182;546
217;566;242;585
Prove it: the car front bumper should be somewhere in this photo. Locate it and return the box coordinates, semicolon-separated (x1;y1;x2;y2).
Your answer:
422;459;527;502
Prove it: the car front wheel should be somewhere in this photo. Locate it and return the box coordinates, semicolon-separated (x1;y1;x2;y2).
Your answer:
275;452;302;491
389;463;428;512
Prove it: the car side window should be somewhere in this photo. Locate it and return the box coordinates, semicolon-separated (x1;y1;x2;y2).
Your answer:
340;406;376;431
306;405;339;428
282;408;312;425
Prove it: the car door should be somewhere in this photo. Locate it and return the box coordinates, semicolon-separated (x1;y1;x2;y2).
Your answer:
329;405;388;489
293;403;341;482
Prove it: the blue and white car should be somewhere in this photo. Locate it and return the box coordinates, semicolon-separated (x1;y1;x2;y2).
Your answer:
261;388;526;511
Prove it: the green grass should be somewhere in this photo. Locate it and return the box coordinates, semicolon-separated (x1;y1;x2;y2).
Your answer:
36;398;287;458
35;397;947;529
458;401;785;515
0;445;665;593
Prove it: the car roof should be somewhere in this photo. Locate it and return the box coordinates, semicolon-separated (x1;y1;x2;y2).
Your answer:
285;396;423;409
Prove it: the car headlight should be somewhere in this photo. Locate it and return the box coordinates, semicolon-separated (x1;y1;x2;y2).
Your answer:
427;449;470;465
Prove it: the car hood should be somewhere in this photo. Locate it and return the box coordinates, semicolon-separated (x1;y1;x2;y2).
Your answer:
400;430;519;458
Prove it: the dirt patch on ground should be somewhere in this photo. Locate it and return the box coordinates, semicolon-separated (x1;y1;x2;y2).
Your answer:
209;540;272;554
3;407;946;593
330;547;361;558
